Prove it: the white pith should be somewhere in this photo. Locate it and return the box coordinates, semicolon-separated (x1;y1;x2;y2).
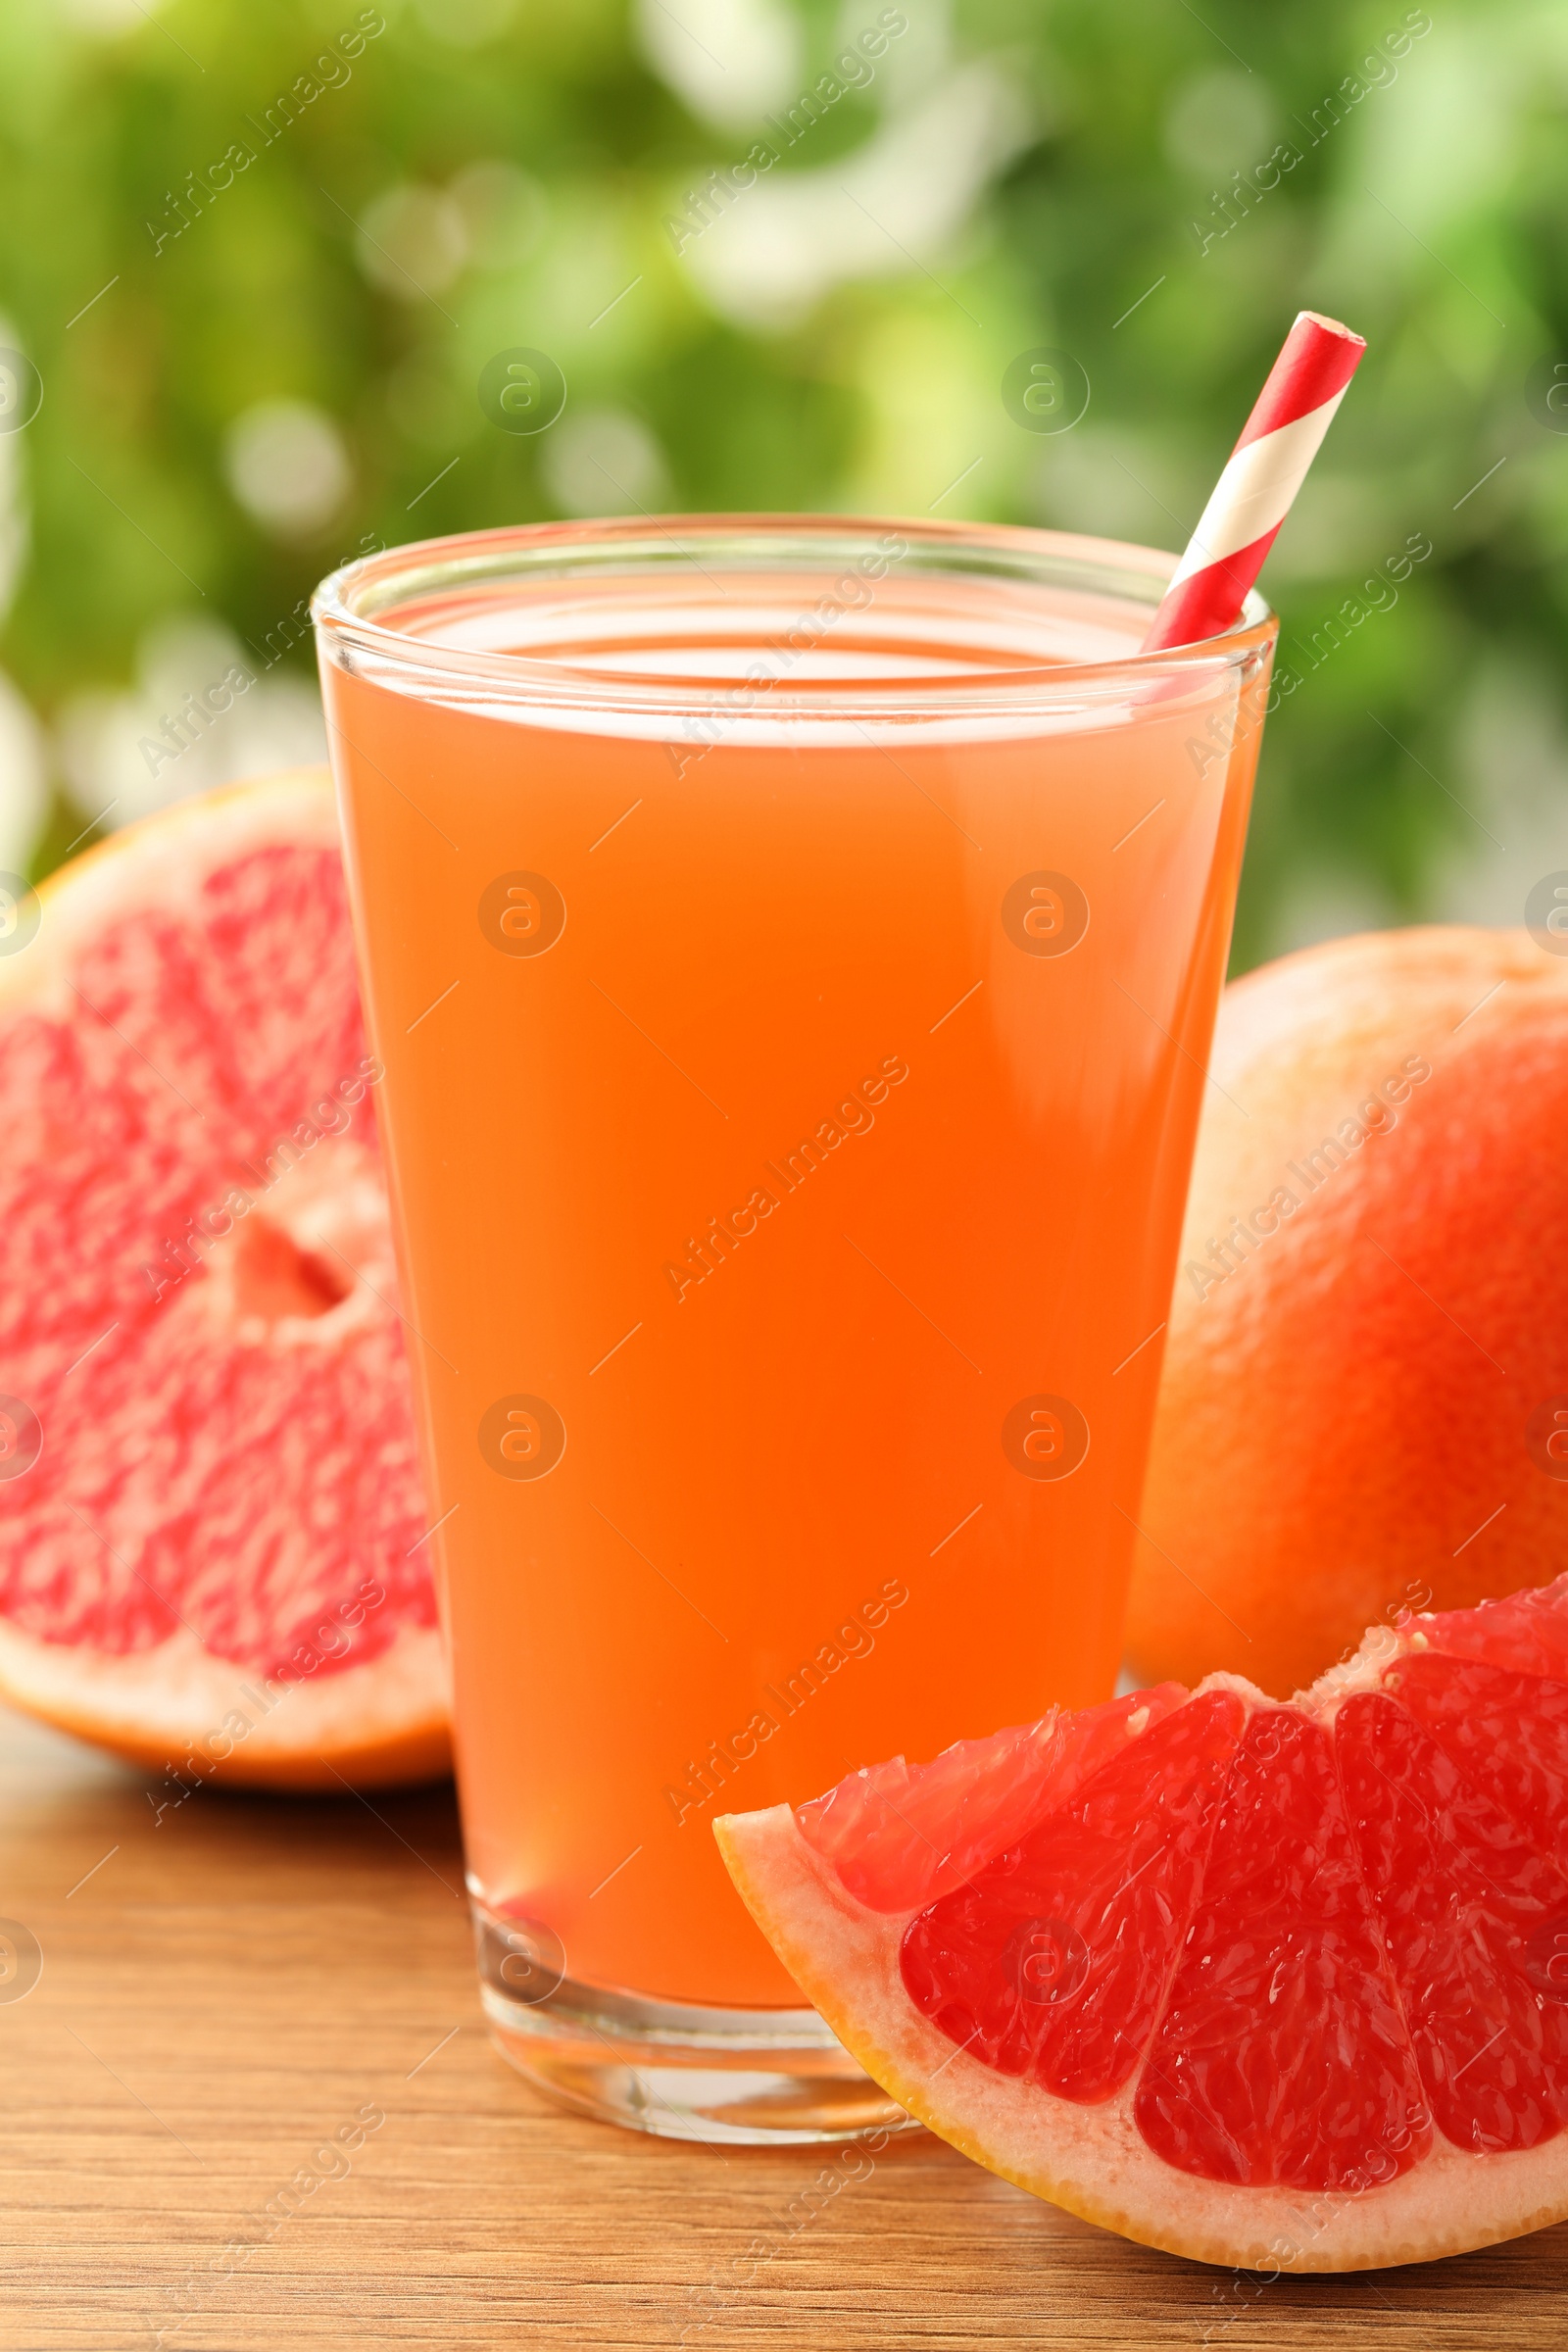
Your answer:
718;1608;1568;2272
0;1616;449;1770
7;767;343;1021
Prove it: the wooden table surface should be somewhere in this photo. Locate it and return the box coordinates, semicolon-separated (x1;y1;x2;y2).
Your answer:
2;1705;1563;2352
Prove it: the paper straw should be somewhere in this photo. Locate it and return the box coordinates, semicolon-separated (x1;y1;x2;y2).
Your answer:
1142;311;1366;654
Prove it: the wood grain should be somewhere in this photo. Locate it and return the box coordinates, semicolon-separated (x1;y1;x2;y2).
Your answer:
0;1702;1563;2352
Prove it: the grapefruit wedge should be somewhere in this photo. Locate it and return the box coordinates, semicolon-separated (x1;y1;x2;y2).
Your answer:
717;1577;1568;2270
0;770;448;1788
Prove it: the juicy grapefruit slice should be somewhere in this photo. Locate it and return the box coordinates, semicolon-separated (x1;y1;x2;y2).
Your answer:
0;770;448;1788
717;1579;1568;2270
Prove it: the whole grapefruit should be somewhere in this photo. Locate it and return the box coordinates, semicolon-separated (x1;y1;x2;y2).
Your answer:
0;770;449;1788
1123;925;1568;1699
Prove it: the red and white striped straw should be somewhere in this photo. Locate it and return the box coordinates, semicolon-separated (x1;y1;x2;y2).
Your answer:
1142;311;1366;654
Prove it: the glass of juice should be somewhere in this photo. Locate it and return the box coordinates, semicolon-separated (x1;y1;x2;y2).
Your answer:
313;515;1275;2142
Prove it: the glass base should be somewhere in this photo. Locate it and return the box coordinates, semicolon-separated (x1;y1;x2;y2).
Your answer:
473;1899;915;2144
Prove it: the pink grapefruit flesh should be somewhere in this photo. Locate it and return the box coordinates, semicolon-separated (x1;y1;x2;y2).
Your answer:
0;770;448;1788
717;1577;1568;2269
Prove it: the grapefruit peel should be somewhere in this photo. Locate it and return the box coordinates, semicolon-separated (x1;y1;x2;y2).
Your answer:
717;1579;1568;2270
1128;923;1568;1695
0;771;448;1789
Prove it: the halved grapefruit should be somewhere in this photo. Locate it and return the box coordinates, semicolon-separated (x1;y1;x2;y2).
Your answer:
717;1577;1568;2270
0;769;448;1788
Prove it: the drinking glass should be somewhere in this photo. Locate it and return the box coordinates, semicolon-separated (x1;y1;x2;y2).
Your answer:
314;514;1275;2141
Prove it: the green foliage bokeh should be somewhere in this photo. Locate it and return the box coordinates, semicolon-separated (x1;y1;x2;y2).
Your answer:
0;0;1563;967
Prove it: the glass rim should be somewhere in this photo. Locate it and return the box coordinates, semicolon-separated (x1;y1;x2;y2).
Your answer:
311;512;1276;719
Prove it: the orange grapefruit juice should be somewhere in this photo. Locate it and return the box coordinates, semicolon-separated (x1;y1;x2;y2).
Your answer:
318;521;1273;2008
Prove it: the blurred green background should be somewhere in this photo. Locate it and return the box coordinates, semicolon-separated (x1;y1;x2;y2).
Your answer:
0;0;1561;969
